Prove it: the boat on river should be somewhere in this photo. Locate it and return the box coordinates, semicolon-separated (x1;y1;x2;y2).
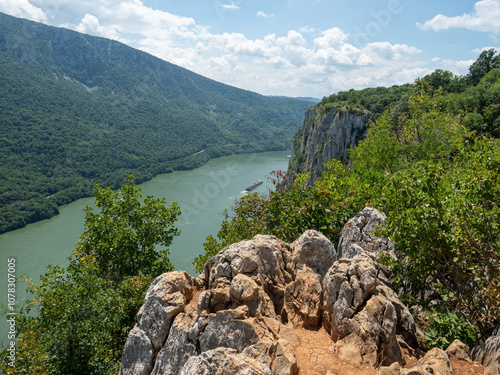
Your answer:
245;180;263;191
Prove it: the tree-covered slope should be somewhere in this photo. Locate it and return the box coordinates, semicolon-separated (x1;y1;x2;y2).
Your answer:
0;12;311;233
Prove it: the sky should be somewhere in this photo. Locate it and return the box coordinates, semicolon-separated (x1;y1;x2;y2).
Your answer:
0;0;499;98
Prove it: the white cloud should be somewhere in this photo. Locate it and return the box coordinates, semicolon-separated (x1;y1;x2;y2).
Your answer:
418;0;500;33
256;11;274;18
0;0;463;97
222;4;239;10
472;46;500;53
75;13;120;40
276;30;306;47
439;59;475;74
0;0;47;22
314;27;349;49
299;26;318;34
362;42;422;62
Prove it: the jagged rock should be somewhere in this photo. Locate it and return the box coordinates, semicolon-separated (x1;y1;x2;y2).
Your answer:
119;271;194;375
284;269;323;327
119;326;155;375
179;347;273;375
401;348;451;375
119;223;418;375
472;334;500;375
337;207;395;260
150;313;197;375
283;230;336;328
199;308;262;353
270;339;299;375
203;235;294;316
445;339;471;362
322;254;416;367
230;273;276;318
137;271;194;351
292;230;337;276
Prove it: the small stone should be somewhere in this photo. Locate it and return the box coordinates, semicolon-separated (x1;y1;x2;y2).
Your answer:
314;364;326;374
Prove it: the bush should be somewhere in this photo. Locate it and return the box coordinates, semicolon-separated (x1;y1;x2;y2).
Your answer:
1;176;181;374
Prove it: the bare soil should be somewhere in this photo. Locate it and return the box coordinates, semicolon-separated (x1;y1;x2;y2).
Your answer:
293;326;485;375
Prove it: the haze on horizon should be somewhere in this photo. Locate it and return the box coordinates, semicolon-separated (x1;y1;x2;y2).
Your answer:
0;0;499;98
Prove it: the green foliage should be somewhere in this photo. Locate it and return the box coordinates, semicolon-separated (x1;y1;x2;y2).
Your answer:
467;48;500;86
319;84;413;118
421;69;467;93
0;178;180;374
450;68;500;137
381;140;500;337
422;307;476;349
76;175;180;281
351;86;469;174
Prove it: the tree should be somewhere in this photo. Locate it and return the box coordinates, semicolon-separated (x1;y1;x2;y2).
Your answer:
1;177;181;375
422;69;454;91
381;140;500;338
76;174;181;281
350;85;469;174
467;48;500;86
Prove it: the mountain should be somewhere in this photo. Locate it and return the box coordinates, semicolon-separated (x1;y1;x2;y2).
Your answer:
0;12;310;233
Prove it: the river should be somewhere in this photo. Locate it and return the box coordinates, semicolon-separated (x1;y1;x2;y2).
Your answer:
0;150;290;343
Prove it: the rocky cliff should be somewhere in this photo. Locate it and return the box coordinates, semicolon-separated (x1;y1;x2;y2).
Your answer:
285;106;371;188
118;208;491;375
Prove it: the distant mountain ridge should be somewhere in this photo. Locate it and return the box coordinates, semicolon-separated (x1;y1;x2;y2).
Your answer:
0;12;310;233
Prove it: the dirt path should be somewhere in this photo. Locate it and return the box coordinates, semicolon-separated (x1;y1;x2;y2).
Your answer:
293;327;375;375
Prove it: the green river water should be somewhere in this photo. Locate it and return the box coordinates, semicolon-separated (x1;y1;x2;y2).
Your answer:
0;150;290;343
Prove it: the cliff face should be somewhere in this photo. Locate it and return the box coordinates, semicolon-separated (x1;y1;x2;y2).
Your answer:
285;106;371;187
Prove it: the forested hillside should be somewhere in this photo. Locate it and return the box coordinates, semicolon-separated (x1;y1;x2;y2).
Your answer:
0;12;311;233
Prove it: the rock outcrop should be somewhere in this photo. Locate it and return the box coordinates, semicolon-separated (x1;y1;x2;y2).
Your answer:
285;106;371;187
472;332;500;375
401;348;451;375
322;254;417;367
337;207;395;260
119;215;422;375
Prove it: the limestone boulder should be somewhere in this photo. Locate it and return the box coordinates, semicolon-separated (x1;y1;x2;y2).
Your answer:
119;225;419;375
337;207;395;260
283;269;323;327
137;271;194;351
118;326;155;375
282;230;336;328
270;339;299;375
203;235;294;316
401;348;451;375
119;271;194;375
322;254;417;367
292;229;336;276
199;308;263;353
230;273;276;318
445;339;471;362
150;313;197;375
376;362;400;375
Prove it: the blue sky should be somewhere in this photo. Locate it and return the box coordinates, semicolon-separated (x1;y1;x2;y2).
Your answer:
1;0;499;98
